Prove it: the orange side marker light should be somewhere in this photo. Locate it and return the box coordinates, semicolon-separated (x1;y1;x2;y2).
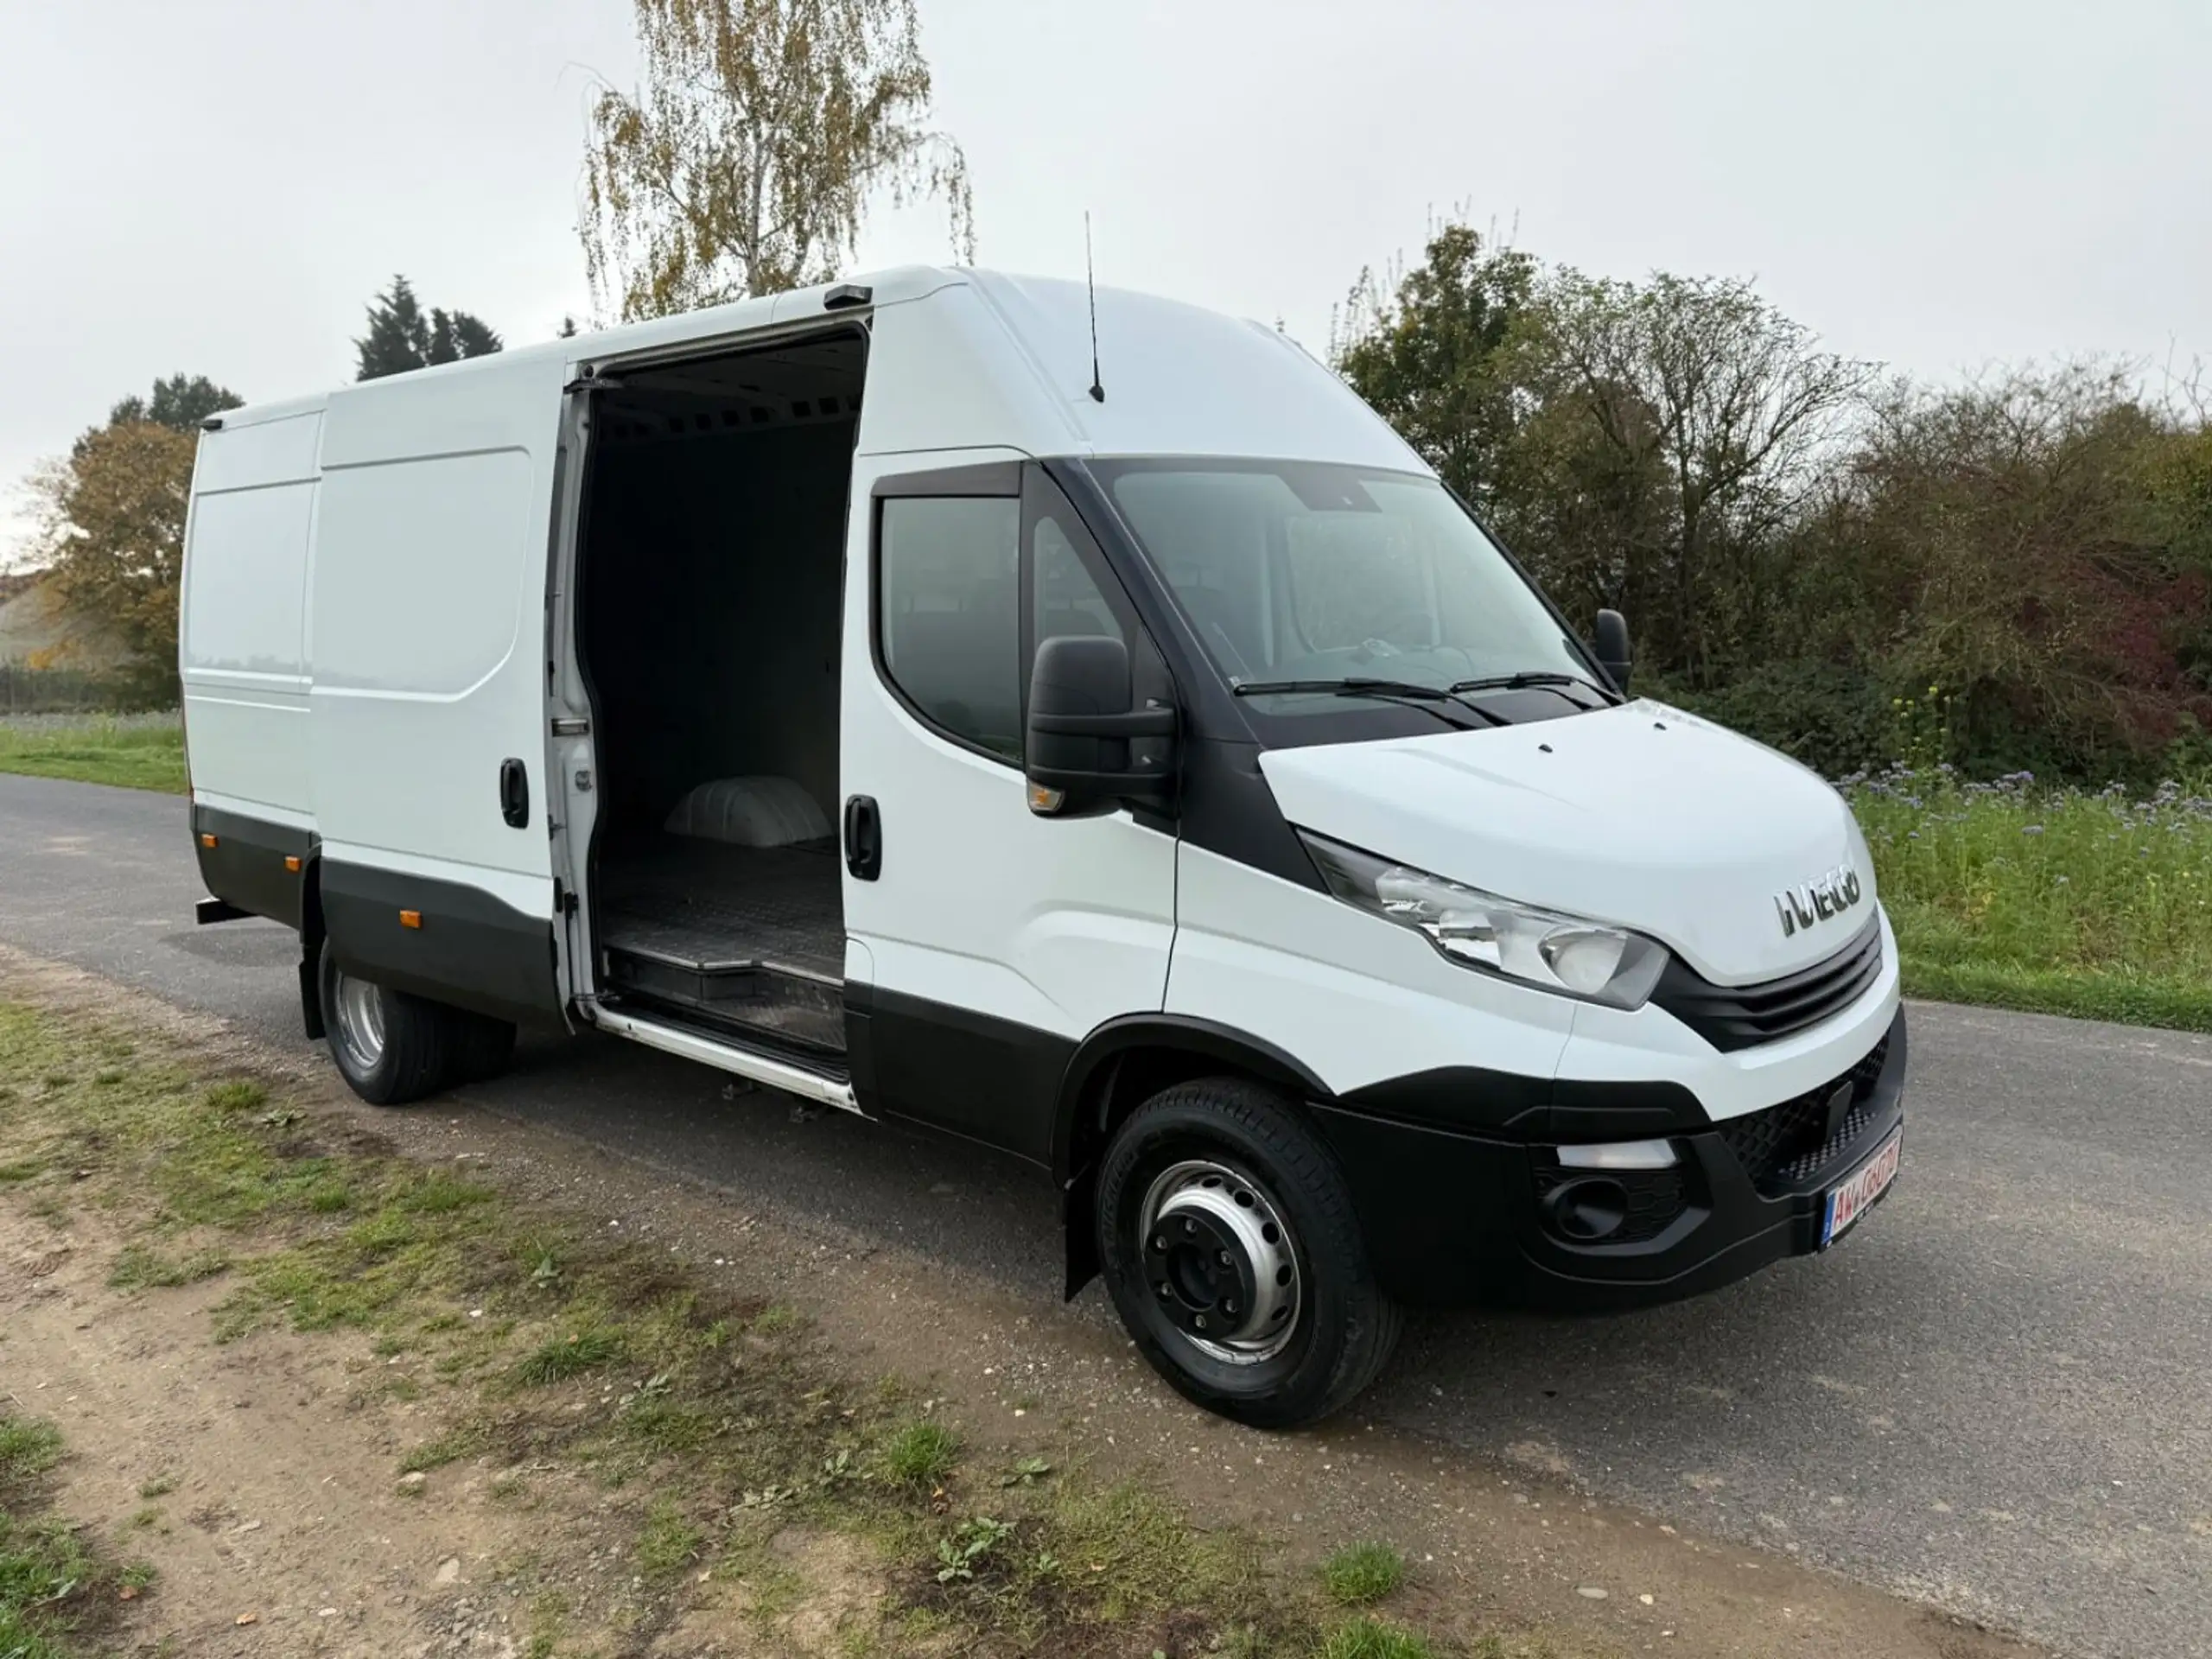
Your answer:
283;855;302;872
399;909;423;930
200;832;219;849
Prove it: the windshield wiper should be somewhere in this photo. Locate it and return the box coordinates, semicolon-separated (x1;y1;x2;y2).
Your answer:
1449;671;1618;702
1231;677;1505;729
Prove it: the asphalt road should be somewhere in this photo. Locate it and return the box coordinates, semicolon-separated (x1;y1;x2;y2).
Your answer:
3;772;2207;1659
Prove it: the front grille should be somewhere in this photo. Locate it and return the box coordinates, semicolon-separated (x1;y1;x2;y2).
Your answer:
1715;1036;1890;1198
1652;917;1883;1052
1530;1160;1691;1244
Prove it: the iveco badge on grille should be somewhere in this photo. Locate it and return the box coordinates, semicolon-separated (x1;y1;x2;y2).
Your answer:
1775;863;1864;938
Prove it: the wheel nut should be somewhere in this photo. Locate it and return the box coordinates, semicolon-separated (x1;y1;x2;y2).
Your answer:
1217;1249;1234;1268
1222;1298;1237;1315
1183;1218;1196;1235
1193;1314;1207;1331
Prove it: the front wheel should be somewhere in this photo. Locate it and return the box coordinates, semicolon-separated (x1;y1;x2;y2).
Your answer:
317;940;463;1105
1095;1077;1402;1429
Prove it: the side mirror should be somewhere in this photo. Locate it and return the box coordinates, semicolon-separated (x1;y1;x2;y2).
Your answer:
1593;608;1632;696
1026;635;1177;815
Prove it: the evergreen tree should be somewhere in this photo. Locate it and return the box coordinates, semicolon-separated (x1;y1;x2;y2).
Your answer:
355;276;502;379
355;276;431;379
107;373;245;434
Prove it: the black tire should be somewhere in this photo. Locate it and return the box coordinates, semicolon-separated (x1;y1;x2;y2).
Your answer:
453;1011;517;1084
316;939;461;1106
1094;1077;1402;1429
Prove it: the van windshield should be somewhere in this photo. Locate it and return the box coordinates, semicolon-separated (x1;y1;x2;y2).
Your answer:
1094;460;1599;715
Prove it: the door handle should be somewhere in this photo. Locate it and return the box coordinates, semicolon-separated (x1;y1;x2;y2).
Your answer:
499;758;529;829
842;794;880;880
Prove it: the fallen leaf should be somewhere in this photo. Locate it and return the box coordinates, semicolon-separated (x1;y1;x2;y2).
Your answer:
236;1611;258;1625
118;1585;140;1600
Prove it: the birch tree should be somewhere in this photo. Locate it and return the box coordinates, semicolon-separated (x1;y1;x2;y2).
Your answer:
581;0;974;321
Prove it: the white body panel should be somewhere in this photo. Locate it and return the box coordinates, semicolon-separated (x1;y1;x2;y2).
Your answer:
1257;700;1872;985
1555;910;1900;1122
306;351;569;904
1168;843;1579;1091
179;404;323;817
837;450;1176;1045
180;264;1898;1153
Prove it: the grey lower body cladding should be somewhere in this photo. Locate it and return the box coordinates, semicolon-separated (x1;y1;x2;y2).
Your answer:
317;861;560;1028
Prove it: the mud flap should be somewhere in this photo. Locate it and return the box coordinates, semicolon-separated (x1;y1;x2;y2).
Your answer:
299;956;325;1042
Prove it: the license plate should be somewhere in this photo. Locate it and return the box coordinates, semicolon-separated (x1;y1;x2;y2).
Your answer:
1820;1128;1902;1248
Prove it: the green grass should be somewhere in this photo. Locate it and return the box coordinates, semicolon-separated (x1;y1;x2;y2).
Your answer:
399;1427;488;1474
109;1243;229;1291
1322;1540;1407;1606
1851;771;2212;1031
0;1417;138;1659
0;1421;64;1487
0;714;185;793
635;1499;705;1581
514;1327;626;1384
1320;1615;1439;1659
0;999;1503;1659
880;1420;959;1487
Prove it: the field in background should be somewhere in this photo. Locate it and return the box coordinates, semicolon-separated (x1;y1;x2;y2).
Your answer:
0;712;186;793
1851;769;2212;1032
3;713;2207;1034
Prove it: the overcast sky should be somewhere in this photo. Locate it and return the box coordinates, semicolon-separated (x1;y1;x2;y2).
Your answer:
4;0;2208;561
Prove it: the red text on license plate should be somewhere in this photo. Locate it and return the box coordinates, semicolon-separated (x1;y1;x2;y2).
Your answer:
1821;1128;1902;1247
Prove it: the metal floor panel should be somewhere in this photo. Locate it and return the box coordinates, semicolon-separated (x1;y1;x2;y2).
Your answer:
597;836;845;982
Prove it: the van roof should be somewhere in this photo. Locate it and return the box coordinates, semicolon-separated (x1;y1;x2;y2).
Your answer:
208;267;1418;472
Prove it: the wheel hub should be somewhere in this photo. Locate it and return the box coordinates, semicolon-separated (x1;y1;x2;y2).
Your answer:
331;968;386;1074
1140;1160;1300;1363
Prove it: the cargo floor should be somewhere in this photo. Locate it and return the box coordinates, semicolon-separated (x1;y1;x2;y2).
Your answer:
595;837;846;1051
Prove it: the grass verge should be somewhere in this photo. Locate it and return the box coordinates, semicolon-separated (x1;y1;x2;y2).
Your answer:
0;1415;148;1659
0;997;1508;1657
1851;770;2212;1033
1324;1540;1408;1606
0;714;186;794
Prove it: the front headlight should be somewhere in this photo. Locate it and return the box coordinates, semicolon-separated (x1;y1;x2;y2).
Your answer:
1300;831;1670;1009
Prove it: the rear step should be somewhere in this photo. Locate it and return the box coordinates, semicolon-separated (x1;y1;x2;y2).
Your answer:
587;1002;858;1114
604;943;844;1053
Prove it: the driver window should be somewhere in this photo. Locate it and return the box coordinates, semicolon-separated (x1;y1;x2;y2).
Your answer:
1033;515;1124;652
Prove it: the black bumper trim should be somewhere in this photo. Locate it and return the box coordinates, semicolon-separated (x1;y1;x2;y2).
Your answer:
321;860;562;1028
191;804;315;931
1309;1007;1908;1310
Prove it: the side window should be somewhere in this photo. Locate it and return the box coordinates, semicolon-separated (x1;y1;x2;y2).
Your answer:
877;496;1022;761
1032;515;1126;656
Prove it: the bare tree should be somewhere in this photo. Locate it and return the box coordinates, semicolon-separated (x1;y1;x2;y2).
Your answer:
581;0;974;322
1529;271;1874;674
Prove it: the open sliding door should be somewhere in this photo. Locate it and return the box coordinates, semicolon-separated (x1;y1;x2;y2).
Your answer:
307;354;573;1026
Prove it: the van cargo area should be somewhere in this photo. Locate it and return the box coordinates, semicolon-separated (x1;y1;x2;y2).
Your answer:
574;333;862;1055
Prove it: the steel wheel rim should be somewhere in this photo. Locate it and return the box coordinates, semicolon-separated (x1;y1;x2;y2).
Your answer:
331;968;386;1075
1136;1158;1303;1365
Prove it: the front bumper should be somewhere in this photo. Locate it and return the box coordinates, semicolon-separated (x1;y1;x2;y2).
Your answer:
1308;1006;1909;1311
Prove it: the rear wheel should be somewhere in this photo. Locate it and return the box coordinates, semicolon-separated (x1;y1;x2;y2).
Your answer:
1095;1077;1401;1428
317;939;461;1105
453;1010;518;1084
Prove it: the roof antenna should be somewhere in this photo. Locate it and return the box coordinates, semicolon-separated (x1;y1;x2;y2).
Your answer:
1084;212;1105;404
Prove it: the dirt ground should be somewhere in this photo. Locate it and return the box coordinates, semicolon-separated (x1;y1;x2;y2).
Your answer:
0;945;2047;1658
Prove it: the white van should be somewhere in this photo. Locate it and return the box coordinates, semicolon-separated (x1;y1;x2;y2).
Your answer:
179;267;1905;1426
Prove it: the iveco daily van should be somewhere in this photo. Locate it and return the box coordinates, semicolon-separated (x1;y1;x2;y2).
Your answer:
179;268;1906;1426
